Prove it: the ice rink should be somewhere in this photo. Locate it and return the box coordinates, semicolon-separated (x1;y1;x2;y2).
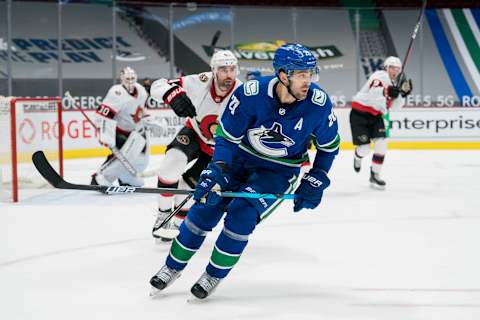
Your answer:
1;150;480;320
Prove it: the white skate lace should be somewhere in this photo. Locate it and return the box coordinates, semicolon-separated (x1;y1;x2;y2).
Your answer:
156;265;179;284
197;273;221;293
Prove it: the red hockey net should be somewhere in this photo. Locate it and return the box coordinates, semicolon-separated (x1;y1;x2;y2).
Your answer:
0;96;63;202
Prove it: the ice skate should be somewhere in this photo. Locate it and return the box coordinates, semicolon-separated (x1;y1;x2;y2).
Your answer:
149;265;181;296
152;209;180;243
190;272;222;299
369;168;386;190
353;156;361;173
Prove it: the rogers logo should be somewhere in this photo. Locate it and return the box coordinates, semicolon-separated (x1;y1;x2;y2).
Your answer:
19;118;36;144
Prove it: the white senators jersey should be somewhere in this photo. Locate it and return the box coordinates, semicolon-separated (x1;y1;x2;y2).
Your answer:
352;70;405;115
180;72;242;146
97;83;148;134
151;72;242;153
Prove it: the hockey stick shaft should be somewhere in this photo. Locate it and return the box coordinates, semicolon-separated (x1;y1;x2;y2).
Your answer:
32;151;296;200
152;194;193;233
396;0;427;85
64;91;137;176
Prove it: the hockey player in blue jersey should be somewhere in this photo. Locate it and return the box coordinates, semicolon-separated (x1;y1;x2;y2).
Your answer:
149;43;340;299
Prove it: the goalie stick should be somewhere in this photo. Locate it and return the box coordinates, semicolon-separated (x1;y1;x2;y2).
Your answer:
32;151;296;200
64;91;138;176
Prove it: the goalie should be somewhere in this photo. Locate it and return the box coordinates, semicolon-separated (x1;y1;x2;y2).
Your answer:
91;67;151;187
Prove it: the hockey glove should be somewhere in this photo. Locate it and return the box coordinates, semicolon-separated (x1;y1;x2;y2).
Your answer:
293;168;330;213
400;78;413;97
193;162;229;206
386;85;400;99
163;85;197;118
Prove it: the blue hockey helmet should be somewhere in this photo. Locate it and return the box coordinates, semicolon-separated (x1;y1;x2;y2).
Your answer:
273;44;318;80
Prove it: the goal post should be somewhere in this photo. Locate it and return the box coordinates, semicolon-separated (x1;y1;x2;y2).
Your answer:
0;96;64;202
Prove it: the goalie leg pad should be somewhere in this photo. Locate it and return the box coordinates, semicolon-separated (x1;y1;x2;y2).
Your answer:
101;153;147;187
116;153;148;186
120;131;146;160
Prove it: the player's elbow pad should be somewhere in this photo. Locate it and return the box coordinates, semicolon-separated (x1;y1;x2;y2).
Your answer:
150;79;172;102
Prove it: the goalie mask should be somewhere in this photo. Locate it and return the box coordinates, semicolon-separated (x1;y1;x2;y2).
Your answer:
120;67;138;93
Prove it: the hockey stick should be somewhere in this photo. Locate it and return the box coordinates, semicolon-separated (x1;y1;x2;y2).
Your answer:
396;0;427;85
64;91;138;176
152;194;193;234
385;0;427;136
32;151;296;200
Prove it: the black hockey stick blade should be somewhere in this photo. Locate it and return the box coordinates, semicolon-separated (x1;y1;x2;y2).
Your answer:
32;150;193;195
32;150;104;192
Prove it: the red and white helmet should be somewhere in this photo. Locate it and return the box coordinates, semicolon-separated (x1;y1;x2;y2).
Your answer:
383;56;402;71
210;50;238;74
120;66;137;93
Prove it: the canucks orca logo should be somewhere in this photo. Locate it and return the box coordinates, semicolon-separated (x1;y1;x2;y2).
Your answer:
247;122;295;157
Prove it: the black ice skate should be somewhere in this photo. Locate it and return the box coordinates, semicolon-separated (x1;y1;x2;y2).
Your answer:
190;272;222;299
149;265;181;296
353;156;361;173
369;168;386;190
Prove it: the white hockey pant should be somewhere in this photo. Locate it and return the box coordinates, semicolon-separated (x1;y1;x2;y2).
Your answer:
157;148;190;211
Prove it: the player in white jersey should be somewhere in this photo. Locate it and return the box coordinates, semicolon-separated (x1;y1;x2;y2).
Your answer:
149;50;242;242
91;67;150;187
350;56;412;189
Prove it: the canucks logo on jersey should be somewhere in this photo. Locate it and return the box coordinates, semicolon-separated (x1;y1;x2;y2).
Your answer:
247;122;295;157
214;76;340;169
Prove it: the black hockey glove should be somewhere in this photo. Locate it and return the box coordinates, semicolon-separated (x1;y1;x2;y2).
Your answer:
193;162;229;207
400;78;413;97
386;85;400;99
163;85;197;118
293;168;330;213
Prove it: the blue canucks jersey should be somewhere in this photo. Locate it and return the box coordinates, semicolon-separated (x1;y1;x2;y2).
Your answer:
214;76;340;171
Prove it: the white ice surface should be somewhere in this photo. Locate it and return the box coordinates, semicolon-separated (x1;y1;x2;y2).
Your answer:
1;150;480;320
